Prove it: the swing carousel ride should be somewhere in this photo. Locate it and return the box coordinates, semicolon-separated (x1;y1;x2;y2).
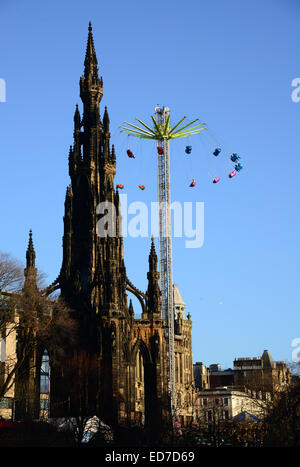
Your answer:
118;106;244;420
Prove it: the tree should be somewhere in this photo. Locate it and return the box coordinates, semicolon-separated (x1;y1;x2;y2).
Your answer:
0;252;24;293
260;372;300;446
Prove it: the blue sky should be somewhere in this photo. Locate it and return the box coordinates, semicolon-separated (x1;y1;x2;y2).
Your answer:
0;0;300;369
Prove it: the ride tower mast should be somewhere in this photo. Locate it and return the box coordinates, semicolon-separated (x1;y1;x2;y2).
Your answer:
155;106;176;416
120;109;205;421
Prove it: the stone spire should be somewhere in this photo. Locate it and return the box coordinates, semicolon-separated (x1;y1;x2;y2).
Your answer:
74;104;81;130
24;230;37;289
149;235;158;271
128;298;134;316
84;22;99;80
60;22;125;323
103;106;110;133
26;230;35;269
80;22;103;129
146;236;161;317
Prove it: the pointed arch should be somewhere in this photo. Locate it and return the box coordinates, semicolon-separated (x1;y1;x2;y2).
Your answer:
130;336;161;427
131;337;152;365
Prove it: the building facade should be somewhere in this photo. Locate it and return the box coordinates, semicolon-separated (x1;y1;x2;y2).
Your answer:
0;296;17;419
233;350;290;393
194;350;290;394
173;285;196;425
198;387;265;423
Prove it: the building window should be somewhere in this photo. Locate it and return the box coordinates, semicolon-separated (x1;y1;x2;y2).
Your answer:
0;338;6;363
40;350;50;394
40;399;49;410
224;398;229;406
203;398;207;406
224;410;229;420
0;397;12;409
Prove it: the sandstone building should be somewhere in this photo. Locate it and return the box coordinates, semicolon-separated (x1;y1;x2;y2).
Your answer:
194;350;290;394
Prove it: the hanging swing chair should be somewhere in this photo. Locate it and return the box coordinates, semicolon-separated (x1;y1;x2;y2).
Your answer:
138;185;146;190
213;177;220;184
189;179;196;187
185;145;192;154
116;184;125;189
229;170;236;178
127;149;135;159
213;148;221;156
235;163;243;172
230;153;240;162
157;146;164;155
